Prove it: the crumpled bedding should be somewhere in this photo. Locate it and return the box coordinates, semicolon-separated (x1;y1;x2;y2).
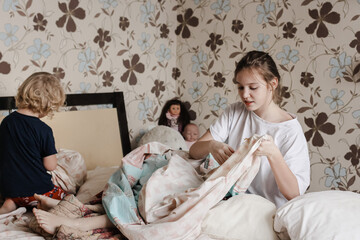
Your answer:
103;135;268;240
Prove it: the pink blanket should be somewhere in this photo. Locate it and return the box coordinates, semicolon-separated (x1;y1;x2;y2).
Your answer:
104;134;268;239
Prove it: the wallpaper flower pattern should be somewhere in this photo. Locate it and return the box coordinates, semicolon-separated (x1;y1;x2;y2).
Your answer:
0;0;359;193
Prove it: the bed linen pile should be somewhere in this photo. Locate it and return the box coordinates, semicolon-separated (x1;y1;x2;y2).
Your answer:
103;135;268;240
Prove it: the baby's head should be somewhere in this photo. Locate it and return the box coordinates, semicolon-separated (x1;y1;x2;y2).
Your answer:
182;123;199;142
15;72;65;118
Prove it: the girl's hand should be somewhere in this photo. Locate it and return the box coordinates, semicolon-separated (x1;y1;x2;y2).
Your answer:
255;135;281;161
209;140;235;165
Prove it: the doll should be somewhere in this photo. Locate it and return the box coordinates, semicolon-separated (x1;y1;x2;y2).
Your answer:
158;99;190;133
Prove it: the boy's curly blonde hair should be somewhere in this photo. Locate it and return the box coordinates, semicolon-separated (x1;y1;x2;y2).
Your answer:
15;72;65;118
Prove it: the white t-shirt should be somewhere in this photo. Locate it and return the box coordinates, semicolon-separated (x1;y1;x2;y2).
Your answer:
210;102;310;207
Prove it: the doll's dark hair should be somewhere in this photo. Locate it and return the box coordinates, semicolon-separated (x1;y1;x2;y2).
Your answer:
158;98;190;132
234;50;282;104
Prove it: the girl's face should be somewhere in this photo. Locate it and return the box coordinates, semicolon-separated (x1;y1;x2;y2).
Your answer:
169;104;181;116
236;68;276;116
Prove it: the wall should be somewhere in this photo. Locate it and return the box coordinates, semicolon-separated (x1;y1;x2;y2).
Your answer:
0;0;359;192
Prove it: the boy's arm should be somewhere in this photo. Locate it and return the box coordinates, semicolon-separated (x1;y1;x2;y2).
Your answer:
43;154;58;171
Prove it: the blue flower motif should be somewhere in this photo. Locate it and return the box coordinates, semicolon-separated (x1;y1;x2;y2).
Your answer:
0;23;18;47
99;0;118;9
252;33;270;51
2;0;19;12
78;47;95;72
256;0;275;24
324;89;345;110
353;109;360;124
137;32;150;51
138;97;153;120
135;128;147;143
329;52;352;79
194;0;201;5
140;1;154;23
208;93;227;111
276;45;299;65
210;0;231;15
155;44;171;62
26;38;51;60
76;82;91;93
188;81;203;99
191;51;207;73
324;163;346;188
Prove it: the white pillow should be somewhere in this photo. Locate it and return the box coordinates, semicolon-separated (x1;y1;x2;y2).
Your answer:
201;193;278;240
274;190;360;240
76;166;118;203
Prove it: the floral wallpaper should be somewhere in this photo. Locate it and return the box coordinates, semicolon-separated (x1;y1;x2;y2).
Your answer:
0;0;359;193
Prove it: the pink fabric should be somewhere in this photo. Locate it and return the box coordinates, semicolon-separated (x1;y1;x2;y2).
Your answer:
112;135;268;239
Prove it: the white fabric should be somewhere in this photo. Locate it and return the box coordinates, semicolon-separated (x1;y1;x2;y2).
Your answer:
210;102;310;207
274;190;360;240
201;193;277;240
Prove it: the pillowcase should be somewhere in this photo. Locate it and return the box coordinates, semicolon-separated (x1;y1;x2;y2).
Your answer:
51;149;87;194
274;190;360;240
201;193;278;240
76;166;118;203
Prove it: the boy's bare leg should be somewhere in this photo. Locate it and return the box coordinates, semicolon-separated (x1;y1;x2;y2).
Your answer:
34;193;60;210
33;208;114;234
0;198;17;214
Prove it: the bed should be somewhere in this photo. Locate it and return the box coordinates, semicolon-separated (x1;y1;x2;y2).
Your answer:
1;92;360;240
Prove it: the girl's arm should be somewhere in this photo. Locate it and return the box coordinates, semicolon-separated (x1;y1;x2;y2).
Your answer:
255;137;299;200
189;130;235;164
43;154;58;171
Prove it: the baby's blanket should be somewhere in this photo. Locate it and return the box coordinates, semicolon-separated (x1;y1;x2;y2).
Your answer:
103;135;268;240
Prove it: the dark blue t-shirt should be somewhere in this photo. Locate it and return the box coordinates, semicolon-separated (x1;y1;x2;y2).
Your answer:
0;111;57;198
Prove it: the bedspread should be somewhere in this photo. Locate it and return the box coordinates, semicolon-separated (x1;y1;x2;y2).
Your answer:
103;135;269;240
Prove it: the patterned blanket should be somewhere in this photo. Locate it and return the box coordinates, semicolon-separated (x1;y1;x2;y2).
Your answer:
103;135;268;240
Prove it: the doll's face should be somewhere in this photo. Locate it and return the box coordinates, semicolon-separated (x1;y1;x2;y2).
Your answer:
169;104;181;116
182;124;199;142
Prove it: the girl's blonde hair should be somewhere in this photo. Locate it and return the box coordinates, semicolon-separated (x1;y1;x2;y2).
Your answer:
15;72;65;117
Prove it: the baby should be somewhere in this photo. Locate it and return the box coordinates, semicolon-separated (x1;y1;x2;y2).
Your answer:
182;123;199;149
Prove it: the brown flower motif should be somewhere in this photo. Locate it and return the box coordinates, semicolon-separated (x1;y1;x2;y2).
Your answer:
102;71;114;87
119;17;129;31
151;80;165;97
160;24;169;38
206;33;223;51
214;72;225;87
0;52;11;75
300;72;314;87
349;31;360;54
56;0;85;32
120;54;145;85
305;2;340;38
94;28;111;48
304;112;336;147
183;101;196;121
172;67;180;80
344;144;360;166
232;20;244;34
175;8;199;39
53;67;65;79
283;22;297;39
281;86;291;99
33;13;47;31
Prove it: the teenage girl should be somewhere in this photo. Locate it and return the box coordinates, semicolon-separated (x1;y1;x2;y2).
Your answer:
189;51;310;208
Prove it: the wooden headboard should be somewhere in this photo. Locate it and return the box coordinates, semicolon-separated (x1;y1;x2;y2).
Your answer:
0;92;131;170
